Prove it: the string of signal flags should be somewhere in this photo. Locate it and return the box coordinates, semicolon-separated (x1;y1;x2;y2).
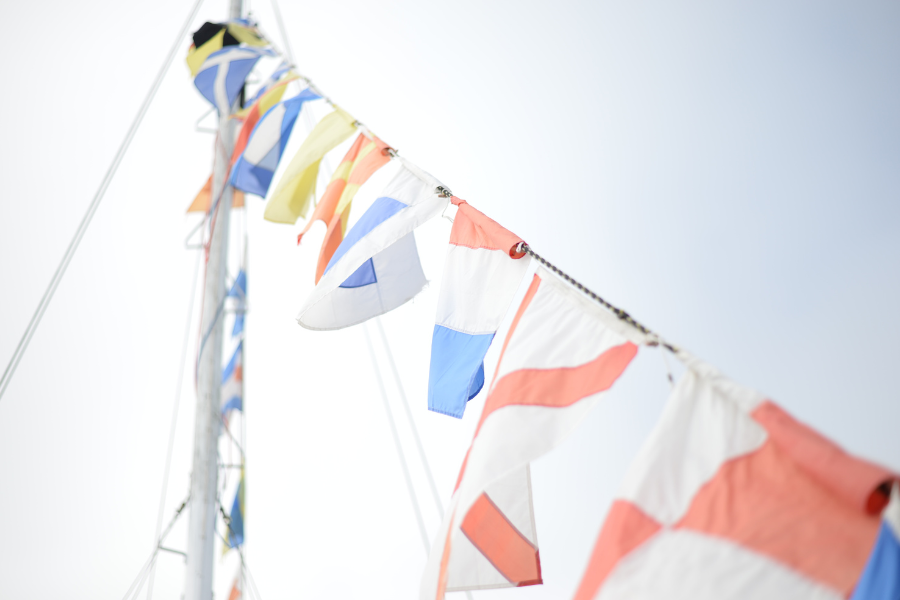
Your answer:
187;17;900;600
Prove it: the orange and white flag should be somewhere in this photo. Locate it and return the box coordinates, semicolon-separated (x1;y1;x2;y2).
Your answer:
421;267;650;598
572;354;896;600
297;132;391;282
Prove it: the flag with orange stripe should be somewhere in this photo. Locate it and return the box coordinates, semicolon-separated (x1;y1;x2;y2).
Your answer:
230;74;298;166
186;174;244;213
297;132;391;282
421;267;651;598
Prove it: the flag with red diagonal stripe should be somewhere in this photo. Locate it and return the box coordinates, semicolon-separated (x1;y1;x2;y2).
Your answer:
572;354;896;600
421;267;651;598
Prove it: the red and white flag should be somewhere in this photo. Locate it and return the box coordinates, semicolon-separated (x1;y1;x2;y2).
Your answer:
421;267;650;598
573;354;896;600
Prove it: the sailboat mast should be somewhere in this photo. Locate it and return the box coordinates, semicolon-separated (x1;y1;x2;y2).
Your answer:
184;1;243;599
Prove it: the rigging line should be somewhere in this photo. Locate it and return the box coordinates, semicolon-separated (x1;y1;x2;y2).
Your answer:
268;0;294;64
145;249;204;600
374;317;445;518
120;496;190;600
266;0;335;181
127;554;159;600
215;523;263;600
196;293;228;374
235;542;265;600
363;323;431;554
0;0;207;405
518;243;678;353
121;553;157;600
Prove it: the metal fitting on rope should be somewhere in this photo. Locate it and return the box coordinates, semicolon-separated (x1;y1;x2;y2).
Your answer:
382;147;399;158
436;186;453;198
520;242;678;353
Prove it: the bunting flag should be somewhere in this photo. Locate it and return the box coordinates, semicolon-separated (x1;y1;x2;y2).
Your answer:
849;482;900;599
221;341;243;417
227;575;242;600
572;354;896;600
245;59;292;105
263;106;357;224
421;268;649;598
428;198;530;418
226;471;245;549
194;45;271;115
296;132;391;282
229;88;321;198
187;20;267;77
297;161;446;330
228;270;247;338
296;134;366;244
230;74;299;165
186;174;245;213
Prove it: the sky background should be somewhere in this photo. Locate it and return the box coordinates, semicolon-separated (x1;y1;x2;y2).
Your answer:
0;1;898;599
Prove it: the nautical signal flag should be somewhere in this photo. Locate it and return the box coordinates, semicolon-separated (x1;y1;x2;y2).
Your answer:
852;482;900;600
230;74;299;166
194;45;272;115
572;355;897;600
187;20;268;77
230;88;321;198
421;268;650;598
186;174;244;213
227;575;242;600
225;471;245;550
428;198;530;418
297;161;447;330
296;132;392;282
221;342;243;417
228;270;247;338
263;105;357;224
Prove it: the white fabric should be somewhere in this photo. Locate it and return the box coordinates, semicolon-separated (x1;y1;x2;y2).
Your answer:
300;232;426;329
435;245;530;335
420;269;650;599
201;46;266;115
885;482;900;539
617;363;768;525
597;529;842;600
241;102;285;164
444;467;537;592
494;270;647;382
297;161;447;330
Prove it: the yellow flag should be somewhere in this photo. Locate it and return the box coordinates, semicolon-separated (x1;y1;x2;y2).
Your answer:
186;29;226;77
263;106;357;224
226;23;268;47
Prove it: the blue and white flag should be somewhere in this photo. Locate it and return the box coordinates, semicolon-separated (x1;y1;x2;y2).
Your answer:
230;88;321;197
228;270;247;338
226;472;245;549
297;160;448;330
428;199;530;418
194;45;272;115
221;341;243;416
851;482;900;600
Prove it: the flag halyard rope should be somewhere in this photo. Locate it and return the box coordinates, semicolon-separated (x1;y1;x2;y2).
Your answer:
517;242;678;353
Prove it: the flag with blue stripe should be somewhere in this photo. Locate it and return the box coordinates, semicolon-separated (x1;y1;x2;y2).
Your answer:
226;471;245;549
221;342;243;416
851;482;900;600
230;88;321;197
297;160;448;330
194;45;272;115
228;270;247;338
428;198;530;418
